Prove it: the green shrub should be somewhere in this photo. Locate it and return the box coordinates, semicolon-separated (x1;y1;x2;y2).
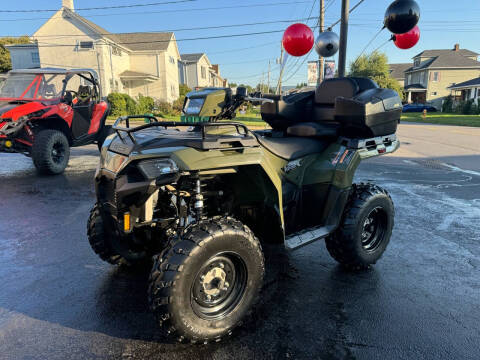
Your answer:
107;93;127;117
442;95;453;113
120;94;138;115
136;94;155;114
154;101;174;117
463;100;474;115
172;97;185;115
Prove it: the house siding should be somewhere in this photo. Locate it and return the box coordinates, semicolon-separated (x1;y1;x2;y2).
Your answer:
427;69;480;108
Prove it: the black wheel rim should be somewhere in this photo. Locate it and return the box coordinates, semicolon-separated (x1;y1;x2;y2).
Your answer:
361;207;387;252
191;252;247;320
51;141;66;164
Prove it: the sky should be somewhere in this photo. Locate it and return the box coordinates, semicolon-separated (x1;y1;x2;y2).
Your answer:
1;0;480;87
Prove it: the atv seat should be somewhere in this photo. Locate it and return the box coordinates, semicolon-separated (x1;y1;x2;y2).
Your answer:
286;122;339;139
255;135;329;161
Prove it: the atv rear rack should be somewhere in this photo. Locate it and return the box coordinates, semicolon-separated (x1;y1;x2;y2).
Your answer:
339;134;400;159
112;115;258;150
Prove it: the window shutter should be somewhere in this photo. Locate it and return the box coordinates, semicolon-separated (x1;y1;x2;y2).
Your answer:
438;72;441;81
429;72;433;81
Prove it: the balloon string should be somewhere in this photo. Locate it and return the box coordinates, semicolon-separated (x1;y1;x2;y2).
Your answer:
372;38;392;53
358;27;385;58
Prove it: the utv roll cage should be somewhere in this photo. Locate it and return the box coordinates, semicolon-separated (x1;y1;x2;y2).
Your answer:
6;68;102;100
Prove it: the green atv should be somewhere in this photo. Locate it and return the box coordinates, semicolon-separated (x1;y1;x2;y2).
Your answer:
88;77;402;342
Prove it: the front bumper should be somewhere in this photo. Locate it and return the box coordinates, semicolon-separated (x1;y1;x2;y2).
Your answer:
0;136;31;154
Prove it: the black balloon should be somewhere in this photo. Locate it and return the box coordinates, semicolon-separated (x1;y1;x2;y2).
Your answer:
384;0;420;35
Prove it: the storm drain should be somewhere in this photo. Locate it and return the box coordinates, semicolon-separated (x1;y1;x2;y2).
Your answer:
411;159;451;171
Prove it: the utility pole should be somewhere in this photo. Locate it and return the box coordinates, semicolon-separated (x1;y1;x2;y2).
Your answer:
276;42;285;95
338;0;350;77
267;60;271;93
318;0;325;85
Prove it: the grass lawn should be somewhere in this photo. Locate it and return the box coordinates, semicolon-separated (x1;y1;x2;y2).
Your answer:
401;113;480;127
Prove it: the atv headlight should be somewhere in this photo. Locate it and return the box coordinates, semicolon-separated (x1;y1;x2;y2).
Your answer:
137;159;179;180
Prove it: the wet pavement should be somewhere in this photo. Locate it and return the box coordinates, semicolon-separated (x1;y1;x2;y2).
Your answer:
0;126;479;359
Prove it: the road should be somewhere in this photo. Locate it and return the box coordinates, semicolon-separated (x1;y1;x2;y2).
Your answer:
0;123;479;360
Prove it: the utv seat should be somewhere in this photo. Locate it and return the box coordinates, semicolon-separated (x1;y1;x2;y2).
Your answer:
255;135;329;161
72;86;95;138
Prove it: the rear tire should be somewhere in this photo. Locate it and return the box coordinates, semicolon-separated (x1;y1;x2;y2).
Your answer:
325;183;394;270
148;217;264;343
32;129;70;175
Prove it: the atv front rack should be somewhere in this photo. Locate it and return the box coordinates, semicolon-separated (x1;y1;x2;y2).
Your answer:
112;115;259;150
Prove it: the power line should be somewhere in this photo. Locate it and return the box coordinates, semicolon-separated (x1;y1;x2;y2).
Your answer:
0;0;198;13
1;16;331;39
31;29;292;48
0;1;314;21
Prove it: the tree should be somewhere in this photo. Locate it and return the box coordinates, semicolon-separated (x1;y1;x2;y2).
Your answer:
296;82;307;89
0;36;31;73
349;51;404;96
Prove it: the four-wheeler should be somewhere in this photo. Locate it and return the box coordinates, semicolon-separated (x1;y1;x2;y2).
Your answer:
88;77;401;342
0;68;111;175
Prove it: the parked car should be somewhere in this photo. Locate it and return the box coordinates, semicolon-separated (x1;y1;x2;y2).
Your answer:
402;103;438;113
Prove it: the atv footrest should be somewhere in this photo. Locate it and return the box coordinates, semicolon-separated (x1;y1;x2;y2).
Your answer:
285;225;334;250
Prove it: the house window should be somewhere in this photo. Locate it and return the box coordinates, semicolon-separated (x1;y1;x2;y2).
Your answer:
432;72;440;82
112;46;122;56
201;66;206;79
78;41;94;50
420;72;425;85
414;58;420;67
31;52;40;65
169;56;175;65
407;74;411;85
431;92;438;96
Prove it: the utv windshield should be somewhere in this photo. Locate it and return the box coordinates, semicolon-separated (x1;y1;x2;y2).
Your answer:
0;73;65;100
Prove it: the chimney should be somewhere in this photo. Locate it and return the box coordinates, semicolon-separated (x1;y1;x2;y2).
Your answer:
454;43;460;51
62;0;74;11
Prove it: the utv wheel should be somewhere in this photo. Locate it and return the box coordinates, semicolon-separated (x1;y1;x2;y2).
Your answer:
32;129;70;175
325;184;394;270
97;125;113;151
87;203;148;266
148;217;264;343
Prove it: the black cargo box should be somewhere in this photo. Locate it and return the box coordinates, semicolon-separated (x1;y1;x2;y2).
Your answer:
335;88;402;138
260;78;402;138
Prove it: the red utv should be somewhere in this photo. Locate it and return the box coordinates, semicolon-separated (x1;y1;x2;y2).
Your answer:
0;68;111;175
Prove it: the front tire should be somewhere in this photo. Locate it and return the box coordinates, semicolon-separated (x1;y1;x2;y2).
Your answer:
87;203;149;266
148;217;265;343
97;125;113;151
32;129;70;175
325;183;394;270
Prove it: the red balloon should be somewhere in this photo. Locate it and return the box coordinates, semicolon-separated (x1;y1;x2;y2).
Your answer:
393;25;420;50
282;23;314;57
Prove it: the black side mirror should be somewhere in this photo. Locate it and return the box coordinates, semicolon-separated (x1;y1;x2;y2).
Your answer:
236;87;248;98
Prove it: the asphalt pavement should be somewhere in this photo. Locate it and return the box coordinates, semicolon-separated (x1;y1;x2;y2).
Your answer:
0;123;479;360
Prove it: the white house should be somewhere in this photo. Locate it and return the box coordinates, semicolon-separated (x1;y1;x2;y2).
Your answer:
179;53;227;89
7;0;181;103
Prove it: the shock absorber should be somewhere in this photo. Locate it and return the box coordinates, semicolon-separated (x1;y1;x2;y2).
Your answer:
194;177;204;221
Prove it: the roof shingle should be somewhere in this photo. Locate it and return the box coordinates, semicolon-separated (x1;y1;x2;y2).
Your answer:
389;63;411;80
66;9;174;52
